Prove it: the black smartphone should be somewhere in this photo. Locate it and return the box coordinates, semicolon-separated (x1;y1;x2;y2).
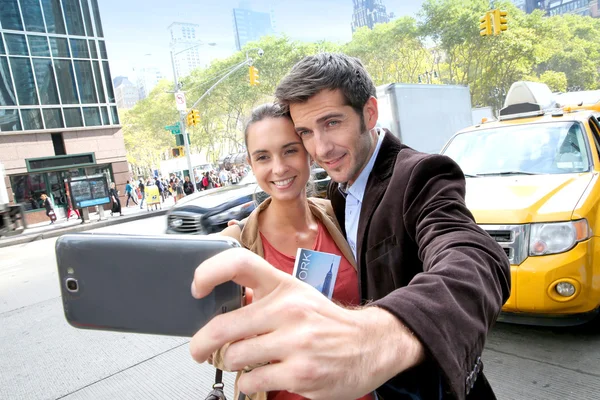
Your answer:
55;233;243;337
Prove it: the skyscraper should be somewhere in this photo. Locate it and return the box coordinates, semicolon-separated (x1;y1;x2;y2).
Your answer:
168;22;203;79
0;0;129;225
135;65;164;100
113;77;139;109
519;0;597;16
232;4;274;51
351;0;392;32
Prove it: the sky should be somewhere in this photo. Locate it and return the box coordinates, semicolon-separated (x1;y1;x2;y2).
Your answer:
97;0;425;81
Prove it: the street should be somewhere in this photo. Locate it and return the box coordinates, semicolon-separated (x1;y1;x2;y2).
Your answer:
1;217;599;399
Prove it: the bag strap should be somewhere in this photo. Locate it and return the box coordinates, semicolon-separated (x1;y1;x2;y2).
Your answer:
212;368;224;390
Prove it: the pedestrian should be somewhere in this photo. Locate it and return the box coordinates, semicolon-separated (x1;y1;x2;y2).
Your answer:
201;172;209;191
175;177;184;201
189;53;510;399
183;176;195;196
209;103;375;400
138;178;145;209
155;176;165;202
64;183;80;221
108;182;122;216
125;180;138;207
40;193;56;224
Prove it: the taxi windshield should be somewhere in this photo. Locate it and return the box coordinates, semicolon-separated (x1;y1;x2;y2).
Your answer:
442;121;591;176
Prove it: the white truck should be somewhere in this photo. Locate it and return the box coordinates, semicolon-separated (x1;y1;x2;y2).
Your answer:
376;83;474;154
0;162;27;237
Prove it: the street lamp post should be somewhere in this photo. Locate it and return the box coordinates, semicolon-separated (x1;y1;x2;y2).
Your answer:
169;42;216;187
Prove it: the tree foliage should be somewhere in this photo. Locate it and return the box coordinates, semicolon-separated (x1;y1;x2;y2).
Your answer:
123;0;600;171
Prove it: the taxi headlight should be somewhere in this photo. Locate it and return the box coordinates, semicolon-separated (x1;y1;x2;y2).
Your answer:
529;219;591;256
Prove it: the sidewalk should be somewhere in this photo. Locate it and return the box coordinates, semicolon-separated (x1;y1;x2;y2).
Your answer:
0;197;176;249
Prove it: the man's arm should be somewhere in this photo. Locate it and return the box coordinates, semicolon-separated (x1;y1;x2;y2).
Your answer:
373;154;511;399
189;249;430;400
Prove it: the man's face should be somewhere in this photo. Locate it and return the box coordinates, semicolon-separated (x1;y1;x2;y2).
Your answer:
289;89;378;185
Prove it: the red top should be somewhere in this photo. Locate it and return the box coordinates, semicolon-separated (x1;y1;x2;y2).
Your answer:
260;222;374;400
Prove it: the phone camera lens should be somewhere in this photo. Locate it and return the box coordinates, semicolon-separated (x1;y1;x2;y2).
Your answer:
66;278;79;293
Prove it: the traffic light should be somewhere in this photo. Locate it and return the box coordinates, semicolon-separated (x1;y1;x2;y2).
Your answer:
479;11;492;36
249;66;259;86
171;146;185;158
493;9;508;35
186;109;200;127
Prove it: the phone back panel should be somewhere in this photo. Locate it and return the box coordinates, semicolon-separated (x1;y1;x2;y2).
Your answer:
56;233;242;337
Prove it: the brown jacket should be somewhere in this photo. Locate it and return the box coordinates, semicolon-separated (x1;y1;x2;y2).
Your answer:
328;131;511;400
211;196;357;400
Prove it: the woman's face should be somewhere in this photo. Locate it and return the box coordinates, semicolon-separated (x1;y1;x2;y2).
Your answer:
110;182;115;189
247;117;311;202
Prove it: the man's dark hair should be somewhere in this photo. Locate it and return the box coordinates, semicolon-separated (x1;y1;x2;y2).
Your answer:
275;53;376;115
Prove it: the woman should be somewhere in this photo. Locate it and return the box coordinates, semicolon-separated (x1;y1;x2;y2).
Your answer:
40;193;56;224
175;177;185;201
211;104;374;400
109;182;122;216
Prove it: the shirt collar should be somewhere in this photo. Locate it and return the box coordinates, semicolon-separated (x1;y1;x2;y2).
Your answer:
338;129;385;201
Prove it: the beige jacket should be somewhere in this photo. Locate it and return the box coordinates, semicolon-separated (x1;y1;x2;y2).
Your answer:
211;197;356;400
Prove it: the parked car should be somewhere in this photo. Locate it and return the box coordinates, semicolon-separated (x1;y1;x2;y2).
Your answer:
166;168;330;235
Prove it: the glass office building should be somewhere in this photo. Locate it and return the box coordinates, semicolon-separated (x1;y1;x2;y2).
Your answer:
0;0;129;225
0;0;119;131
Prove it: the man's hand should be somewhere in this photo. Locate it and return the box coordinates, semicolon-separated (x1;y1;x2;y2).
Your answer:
190;248;425;399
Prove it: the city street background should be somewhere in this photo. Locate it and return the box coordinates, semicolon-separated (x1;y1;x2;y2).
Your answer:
1;217;599;399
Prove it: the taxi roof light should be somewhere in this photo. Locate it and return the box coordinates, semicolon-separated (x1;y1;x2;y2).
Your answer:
499;81;556;121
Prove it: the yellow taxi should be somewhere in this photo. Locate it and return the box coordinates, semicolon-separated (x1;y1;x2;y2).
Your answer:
441;81;600;326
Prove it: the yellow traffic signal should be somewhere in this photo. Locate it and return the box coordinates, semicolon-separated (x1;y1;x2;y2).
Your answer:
171;146;185;158
249;66;259;86
479;12;492;36
493;9;508;35
186;109;200;126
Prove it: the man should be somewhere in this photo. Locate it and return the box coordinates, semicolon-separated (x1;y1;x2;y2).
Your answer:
183;175;195;196
190;53;510;400
138;178;145;209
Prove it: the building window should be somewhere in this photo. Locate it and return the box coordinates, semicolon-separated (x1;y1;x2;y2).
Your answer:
62;0;86;36
0;0;24;31
63;107;82;127
88;39;97;58
82;106;101;126
0;57;17;106
92;60;105;102
54;59;79;104
49;37;70;57
98;40;108;59
102;61;115;102
4;34;29;56
0;35;5;55
10;173;46;211
110;105;119;124
70;38;90;58
43;108;64;128
80;0;95;36
20;0;46;32
32;58;60;104
90;0;104;37
41;0;67;35
0;109;21;131
21;108;44;130
74;60;97;103
10;57;39;105
52;132;66;155
28;35;51;56
100;106;109;125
